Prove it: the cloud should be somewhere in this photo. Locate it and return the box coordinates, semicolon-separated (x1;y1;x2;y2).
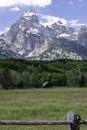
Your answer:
0;27;9;34
0;31;3;34
10;6;20;11
39;14;67;26
68;19;85;27
0;0;52;7
39;14;85;28
78;0;83;2
68;1;74;5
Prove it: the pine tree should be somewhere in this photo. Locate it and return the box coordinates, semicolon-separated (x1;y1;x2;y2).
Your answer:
1;67;13;89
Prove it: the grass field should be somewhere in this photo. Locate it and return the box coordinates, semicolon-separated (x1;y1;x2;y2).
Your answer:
0;88;87;130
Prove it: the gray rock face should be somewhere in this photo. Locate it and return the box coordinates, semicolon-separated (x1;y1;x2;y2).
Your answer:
0;10;87;60
46;22;78;40
78;26;87;48
0;38;21;59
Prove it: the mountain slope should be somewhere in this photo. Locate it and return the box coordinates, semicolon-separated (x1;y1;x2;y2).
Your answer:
36;38;87;60
0;39;21;59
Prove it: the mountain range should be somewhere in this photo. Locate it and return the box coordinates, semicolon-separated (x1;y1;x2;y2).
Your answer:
0;10;87;60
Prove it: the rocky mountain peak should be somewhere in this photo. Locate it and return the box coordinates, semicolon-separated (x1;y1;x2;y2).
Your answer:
23;10;36;17
20;10;39;24
0;10;41;42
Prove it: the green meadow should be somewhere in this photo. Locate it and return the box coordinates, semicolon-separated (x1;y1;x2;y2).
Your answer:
0;88;87;130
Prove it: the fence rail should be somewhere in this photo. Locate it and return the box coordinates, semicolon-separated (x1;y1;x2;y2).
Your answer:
0;120;72;125
80;120;87;124
0;112;87;130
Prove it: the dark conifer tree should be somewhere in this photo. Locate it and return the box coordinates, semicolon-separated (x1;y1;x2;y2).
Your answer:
1;67;13;89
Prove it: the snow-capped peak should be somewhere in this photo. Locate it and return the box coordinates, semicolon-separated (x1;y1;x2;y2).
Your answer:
20;10;39;23
23;10;35;17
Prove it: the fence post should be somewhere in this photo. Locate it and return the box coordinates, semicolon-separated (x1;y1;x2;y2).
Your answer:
73;114;81;130
67;112;81;130
67;112;74;130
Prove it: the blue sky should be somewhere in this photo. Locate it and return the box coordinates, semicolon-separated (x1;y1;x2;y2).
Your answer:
0;0;87;32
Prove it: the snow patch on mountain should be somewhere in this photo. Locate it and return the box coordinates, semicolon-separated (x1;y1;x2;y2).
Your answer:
59;33;70;38
23;10;35;17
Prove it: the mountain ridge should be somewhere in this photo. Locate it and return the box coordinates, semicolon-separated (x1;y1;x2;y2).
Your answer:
0;10;87;60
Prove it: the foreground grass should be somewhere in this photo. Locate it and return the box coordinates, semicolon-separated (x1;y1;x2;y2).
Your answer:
0;88;87;130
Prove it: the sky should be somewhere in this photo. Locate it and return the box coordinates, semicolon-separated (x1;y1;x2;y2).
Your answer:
0;0;87;33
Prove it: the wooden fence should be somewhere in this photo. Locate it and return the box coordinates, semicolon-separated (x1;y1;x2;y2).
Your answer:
0;112;87;130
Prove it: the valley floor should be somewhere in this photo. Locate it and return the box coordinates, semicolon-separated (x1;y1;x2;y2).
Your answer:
0;88;87;130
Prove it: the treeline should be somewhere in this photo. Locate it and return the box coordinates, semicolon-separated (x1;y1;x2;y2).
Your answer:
0;59;87;89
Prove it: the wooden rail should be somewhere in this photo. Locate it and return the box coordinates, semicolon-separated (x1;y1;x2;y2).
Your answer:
0;112;87;130
0;120;72;125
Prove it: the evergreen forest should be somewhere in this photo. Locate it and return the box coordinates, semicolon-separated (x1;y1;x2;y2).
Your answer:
0;59;87;89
